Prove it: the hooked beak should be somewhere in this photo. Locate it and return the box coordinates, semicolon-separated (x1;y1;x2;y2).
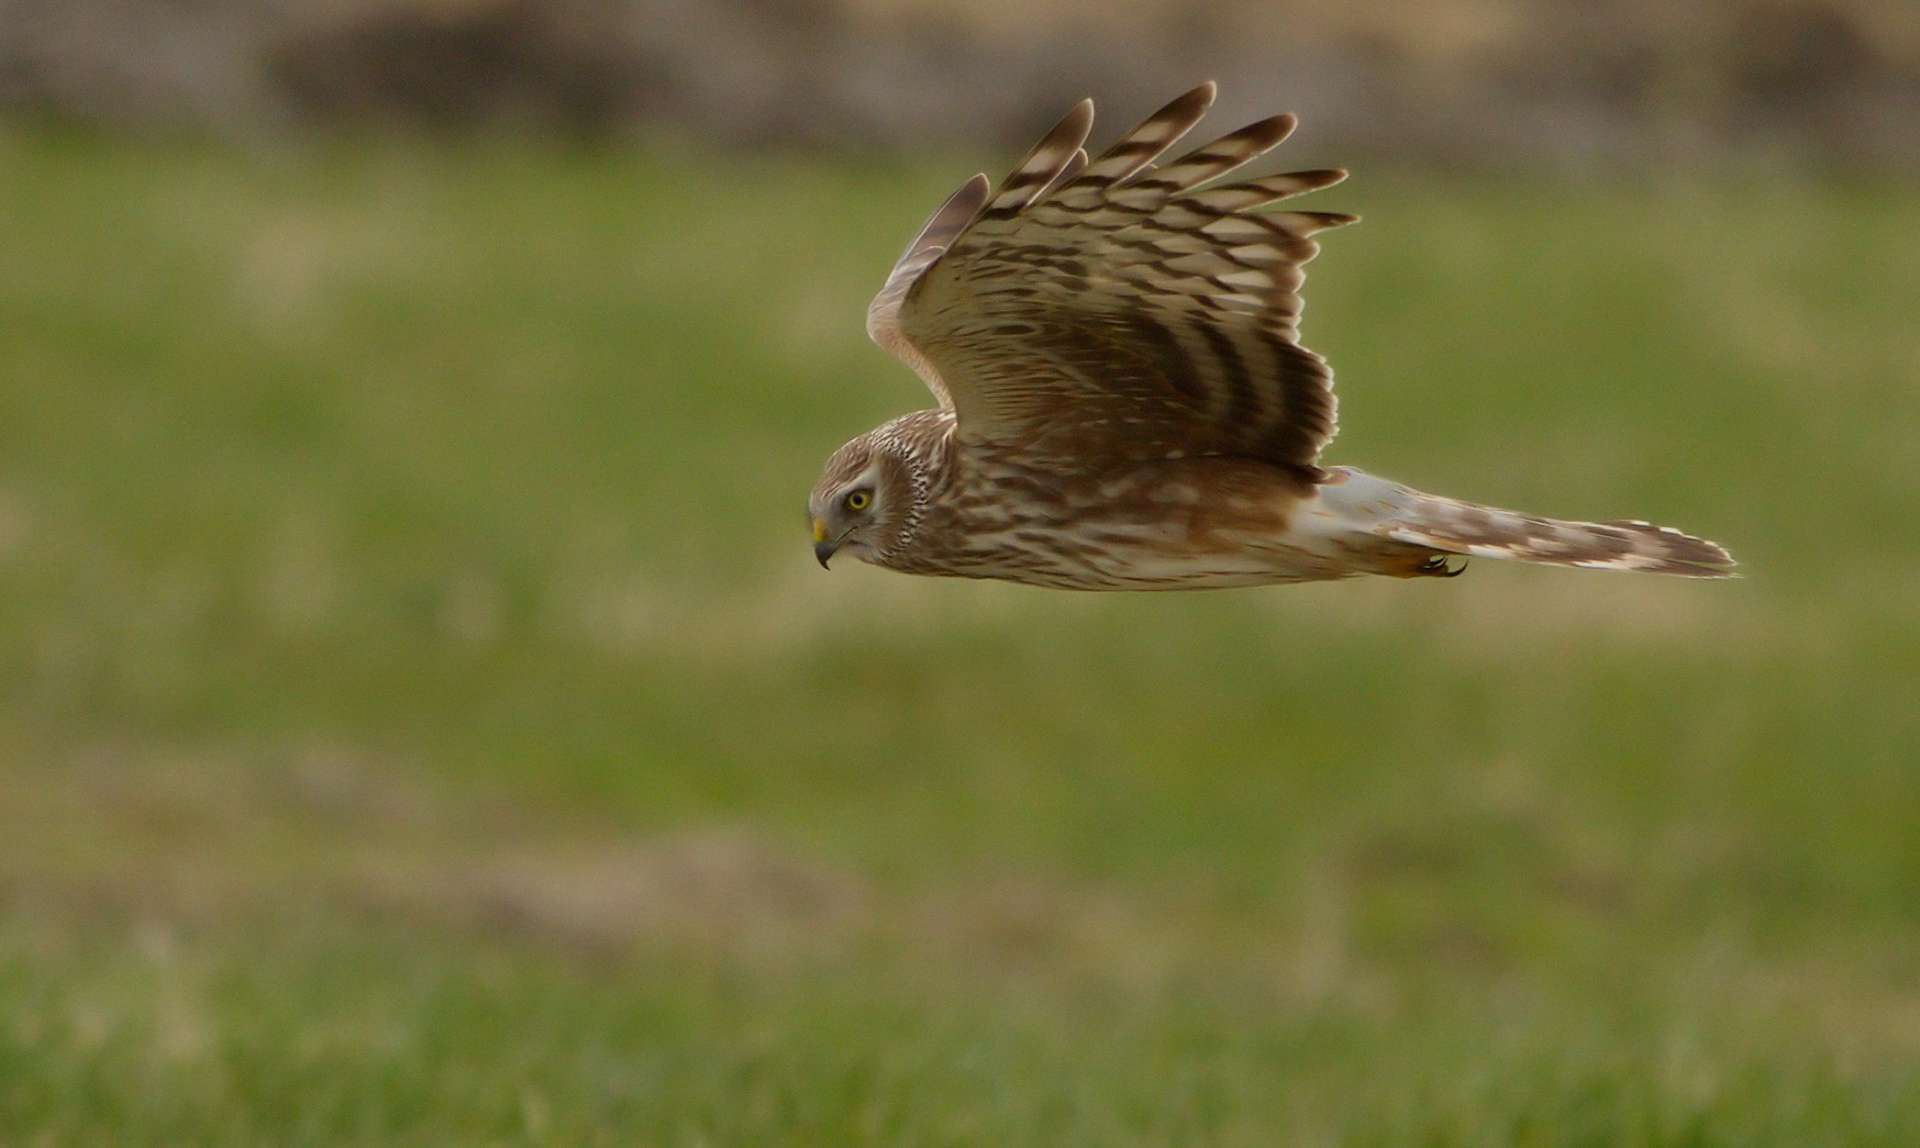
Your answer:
812;519;838;569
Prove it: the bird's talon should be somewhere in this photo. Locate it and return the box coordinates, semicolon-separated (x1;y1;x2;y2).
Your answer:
1417;556;1468;578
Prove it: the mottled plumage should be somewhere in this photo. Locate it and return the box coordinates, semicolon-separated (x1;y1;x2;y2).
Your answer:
809;83;1735;588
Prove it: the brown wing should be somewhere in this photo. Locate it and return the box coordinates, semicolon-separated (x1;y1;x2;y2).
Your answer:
867;83;1354;468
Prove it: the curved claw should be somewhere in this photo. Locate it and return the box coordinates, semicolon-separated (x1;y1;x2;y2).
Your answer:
1417;555;1469;578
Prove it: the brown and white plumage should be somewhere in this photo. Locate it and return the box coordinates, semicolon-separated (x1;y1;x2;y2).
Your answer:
810;84;1735;588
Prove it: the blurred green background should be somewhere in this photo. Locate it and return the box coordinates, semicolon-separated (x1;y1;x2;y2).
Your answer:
2;2;1918;1144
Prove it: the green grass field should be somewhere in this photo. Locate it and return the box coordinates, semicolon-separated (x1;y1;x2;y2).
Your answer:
1;131;1916;1144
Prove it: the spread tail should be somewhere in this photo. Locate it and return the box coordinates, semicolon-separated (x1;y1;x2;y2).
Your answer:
1320;468;1737;578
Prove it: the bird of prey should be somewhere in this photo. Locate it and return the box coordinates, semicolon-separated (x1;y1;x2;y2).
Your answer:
808;83;1734;588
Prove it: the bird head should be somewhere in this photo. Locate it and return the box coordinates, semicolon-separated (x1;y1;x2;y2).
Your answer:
807;433;915;569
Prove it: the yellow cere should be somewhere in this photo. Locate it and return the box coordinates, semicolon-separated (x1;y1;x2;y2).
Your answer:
812;518;828;543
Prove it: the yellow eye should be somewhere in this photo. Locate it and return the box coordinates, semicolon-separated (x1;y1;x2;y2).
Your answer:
844;490;871;512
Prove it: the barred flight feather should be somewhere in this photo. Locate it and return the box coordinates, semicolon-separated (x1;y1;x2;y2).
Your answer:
1386;507;1738;578
1078;83;1215;188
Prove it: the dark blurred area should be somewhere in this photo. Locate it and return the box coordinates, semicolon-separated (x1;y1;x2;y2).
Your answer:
2;0;1916;169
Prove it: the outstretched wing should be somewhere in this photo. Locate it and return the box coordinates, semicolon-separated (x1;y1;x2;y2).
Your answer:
866;83;1354;469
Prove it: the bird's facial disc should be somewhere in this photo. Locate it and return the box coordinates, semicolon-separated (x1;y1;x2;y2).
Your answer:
810;467;881;568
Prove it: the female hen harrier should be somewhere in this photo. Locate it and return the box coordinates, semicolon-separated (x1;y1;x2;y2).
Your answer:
808;83;1734;588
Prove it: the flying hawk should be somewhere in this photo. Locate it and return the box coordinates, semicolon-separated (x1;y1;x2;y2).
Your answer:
808;83;1735;588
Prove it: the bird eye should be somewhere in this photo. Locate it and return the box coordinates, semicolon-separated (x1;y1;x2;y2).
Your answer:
844;490;872;512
